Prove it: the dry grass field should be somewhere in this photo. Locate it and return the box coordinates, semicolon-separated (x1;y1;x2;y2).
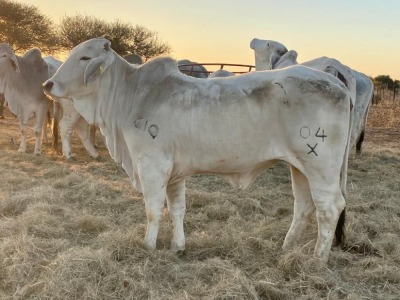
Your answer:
0;100;399;300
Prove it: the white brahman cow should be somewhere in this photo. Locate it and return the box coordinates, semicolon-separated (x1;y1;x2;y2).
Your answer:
45;56;98;160
44;38;352;262
251;38;373;157
0;44;51;154
250;38;288;71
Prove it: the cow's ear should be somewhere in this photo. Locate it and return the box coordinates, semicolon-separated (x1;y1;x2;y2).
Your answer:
9;54;20;73
84;57;107;85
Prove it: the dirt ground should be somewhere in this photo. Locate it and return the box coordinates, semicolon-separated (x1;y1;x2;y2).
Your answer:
0;105;399;300
365;127;400;147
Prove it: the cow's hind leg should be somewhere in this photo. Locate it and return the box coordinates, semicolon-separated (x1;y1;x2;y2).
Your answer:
309;181;346;262
41;109;50;144
33;107;48;155
355;129;365;158
166;179;186;253
282;166;315;251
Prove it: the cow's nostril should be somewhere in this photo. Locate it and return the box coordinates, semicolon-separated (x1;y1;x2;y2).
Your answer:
43;81;54;91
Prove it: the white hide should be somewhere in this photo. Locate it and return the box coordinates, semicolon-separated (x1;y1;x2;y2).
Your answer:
44;38;352;262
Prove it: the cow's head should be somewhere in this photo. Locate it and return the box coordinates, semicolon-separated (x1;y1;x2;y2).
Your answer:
0;43;20;92
249;38;288;71
0;43;20;81
273;50;298;69
43;38;114;99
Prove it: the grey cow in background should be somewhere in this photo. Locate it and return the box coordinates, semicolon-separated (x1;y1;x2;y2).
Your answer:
178;59;209;78
0;44;52;155
251;38;373;157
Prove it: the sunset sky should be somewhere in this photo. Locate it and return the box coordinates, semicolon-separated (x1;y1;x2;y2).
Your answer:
19;0;400;79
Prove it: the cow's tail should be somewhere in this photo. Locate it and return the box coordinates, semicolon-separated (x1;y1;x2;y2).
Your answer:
52;101;61;152
335;91;353;248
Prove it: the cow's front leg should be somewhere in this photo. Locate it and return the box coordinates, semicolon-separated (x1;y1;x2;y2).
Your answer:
74;117;99;158
33;108;48;155
137;157;171;250
166;179;186;253
17;122;28;153
59;98;84;160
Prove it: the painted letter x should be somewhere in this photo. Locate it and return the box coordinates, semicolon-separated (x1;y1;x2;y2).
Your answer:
307;143;318;156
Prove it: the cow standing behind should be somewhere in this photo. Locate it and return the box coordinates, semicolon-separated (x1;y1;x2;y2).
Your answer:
44;38;352;262
0;44;51;155
178;59;209;78
250;38;374;157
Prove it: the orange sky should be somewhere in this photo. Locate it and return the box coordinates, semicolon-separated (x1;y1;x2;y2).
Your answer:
19;0;400;79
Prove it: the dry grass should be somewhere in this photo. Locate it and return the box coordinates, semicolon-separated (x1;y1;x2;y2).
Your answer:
0;105;399;300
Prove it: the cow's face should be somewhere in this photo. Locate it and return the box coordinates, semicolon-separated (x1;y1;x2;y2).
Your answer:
43;38;114;99
0;43;20;91
250;38;288;70
273;50;298;69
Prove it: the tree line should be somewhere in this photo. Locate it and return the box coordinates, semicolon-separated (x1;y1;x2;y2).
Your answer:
0;0;171;61
373;75;399;102
1;0;398;93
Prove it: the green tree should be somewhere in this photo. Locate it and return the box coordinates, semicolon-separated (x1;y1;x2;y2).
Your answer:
374;75;394;88
0;0;58;52
59;15;171;59
129;25;171;61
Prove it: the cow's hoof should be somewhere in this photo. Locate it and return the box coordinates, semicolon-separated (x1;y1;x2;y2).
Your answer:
66;156;76;162
175;249;186;257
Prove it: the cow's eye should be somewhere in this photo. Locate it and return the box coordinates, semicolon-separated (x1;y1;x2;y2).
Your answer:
80;56;91;61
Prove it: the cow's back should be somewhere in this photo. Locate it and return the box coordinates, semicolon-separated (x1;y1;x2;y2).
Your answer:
124;65;352;187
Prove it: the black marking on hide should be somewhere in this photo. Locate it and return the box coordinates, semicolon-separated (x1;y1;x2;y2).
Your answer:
307;143;318;156
274;82;286;95
148;124;158;139
300;126;311;139
134;118;158;139
315;127;327;142
134;118;148;131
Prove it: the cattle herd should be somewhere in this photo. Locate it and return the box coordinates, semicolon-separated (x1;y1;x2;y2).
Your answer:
0;37;374;263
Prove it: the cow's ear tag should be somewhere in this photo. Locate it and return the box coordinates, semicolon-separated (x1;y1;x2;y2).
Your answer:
98;66;104;74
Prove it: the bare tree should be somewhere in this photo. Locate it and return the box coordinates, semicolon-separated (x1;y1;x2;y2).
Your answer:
0;0;58;52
